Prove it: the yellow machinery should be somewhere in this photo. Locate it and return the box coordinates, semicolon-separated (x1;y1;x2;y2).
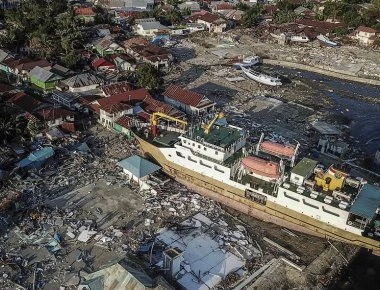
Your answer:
204;112;224;134
151;112;187;137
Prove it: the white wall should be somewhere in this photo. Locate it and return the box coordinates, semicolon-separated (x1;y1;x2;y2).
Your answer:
276;187;362;235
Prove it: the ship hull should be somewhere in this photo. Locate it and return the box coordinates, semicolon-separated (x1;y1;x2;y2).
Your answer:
134;133;380;252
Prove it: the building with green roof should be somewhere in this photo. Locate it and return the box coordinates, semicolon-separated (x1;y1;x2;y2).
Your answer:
290;157;318;186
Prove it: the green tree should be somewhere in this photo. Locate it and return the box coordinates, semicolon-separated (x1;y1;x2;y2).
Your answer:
165;9;182;25
182;7;191;16
242;5;263;27
274;10;300;24
0;112;28;144
236;2;250;11
64;51;81;69
136;63;162;91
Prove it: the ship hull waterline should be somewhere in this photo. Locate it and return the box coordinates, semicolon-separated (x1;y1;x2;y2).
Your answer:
134;133;380;252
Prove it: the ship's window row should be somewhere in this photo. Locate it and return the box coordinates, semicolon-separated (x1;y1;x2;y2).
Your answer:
284;192;300;202
214;166;224;173
200;160;211;168
303;199;319;209
188;156;197;163
322;206;340;217
176;151;185;158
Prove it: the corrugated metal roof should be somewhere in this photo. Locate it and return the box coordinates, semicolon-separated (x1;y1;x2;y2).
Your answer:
62;73;103;88
29;66;62;82
117;155;160;178
350;184;380;220
82;263;146;290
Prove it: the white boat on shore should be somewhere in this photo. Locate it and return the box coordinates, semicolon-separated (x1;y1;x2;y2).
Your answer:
290;35;309;43
234;55;262;68
317;34;338;47
241;67;282;86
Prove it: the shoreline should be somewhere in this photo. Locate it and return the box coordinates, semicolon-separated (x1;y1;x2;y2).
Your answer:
264;59;380;86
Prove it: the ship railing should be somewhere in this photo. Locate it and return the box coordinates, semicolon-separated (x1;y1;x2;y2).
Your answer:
191;150;223;165
284;182;351;211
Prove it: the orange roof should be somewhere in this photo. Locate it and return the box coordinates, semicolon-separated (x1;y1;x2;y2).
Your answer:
356;26;378;33
242;156;280;179
260;141;295;158
115;115;133;128
75;7;96;16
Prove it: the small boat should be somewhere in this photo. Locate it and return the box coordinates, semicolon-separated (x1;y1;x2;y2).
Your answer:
290;35;309;43
241;67;282;86
234;55;262;69
317;34;338;47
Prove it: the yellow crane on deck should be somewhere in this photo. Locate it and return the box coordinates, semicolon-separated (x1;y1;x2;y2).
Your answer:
151;112;188;137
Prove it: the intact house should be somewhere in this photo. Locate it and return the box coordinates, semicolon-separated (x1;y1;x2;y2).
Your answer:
190;11;227;33
1;58;51;81
117;155;160;190
111;54;137;71
28;66;63;91
57;73;104;93
99;102;133;129
74;7;97;24
163;85;216;116
124;0;154;10
92;57;116;71
89;88;151;127
134;18;169;37
124;40;172;70
94;36;125;56
351;26;379;46
178;1;201;13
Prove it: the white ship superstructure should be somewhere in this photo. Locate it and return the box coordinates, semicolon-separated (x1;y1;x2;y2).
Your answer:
132;112;380;249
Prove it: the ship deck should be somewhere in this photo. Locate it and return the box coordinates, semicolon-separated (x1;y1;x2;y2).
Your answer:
186;125;243;149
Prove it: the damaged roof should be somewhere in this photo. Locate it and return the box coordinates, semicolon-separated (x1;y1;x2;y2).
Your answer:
164;85;206;107
62;73;103;88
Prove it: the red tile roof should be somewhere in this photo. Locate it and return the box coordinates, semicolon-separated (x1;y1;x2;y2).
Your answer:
101;102;132;114
6;92;43;112
92;58;116;69
216;3;234;10
123;37;149;48
115;115;133;128
144;96;175;115
296;19;346;33
61;121;76;133
192;12;226;24
75;7;96;16
101;81;132;96
138;111;151;122
356;26;378;33
163;85;204;107
4;58;50;72
89;88;151;113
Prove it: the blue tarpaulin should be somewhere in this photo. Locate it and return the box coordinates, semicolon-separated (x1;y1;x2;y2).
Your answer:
18;147;54;169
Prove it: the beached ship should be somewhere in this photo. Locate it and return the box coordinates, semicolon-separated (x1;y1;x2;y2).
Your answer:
233;56;262;69
317;34;338;47
241;67;282;86
132;111;380;251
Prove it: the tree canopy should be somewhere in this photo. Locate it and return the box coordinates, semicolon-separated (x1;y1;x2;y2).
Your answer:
2;0;83;66
136;63;162;92
242;5;263;27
